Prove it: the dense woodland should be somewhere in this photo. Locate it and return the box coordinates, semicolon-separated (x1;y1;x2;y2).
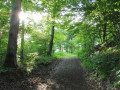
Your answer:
0;0;120;89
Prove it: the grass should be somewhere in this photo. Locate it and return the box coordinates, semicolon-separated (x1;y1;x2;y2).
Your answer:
53;52;76;58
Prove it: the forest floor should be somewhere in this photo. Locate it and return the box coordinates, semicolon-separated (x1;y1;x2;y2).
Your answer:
0;57;106;90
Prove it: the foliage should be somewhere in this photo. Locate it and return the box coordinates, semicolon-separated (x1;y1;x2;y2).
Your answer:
53;52;75;58
81;46;120;87
0;0;120;88
36;56;56;65
18;51;56;72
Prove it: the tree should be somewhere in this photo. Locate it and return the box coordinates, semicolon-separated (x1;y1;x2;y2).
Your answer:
20;20;25;60
4;0;22;68
47;25;55;55
45;0;62;56
0;30;2;40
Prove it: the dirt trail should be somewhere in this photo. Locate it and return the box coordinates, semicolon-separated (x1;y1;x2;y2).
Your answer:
0;57;91;90
46;56;89;90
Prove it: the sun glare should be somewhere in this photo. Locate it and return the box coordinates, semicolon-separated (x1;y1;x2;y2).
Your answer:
19;10;25;21
32;12;42;23
19;10;45;25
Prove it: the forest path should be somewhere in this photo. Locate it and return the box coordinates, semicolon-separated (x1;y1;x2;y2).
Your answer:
0;56;103;90
46;56;89;90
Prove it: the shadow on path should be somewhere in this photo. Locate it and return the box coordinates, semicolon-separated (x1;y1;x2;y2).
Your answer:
0;57;90;90
46;56;89;90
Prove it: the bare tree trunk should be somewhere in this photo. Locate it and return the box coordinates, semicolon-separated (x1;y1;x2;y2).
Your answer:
0;42;1;60
20;20;24;60
0;30;2;48
116;12;120;41
4;0;22;68
47;26;54;56
103;23;107;42
118;24;120;41
103;16;107;42
0;30;2;39
103;12;107;42
44;40;47;54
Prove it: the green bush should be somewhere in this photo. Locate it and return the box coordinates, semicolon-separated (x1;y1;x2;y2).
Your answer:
18;52;56;72
36;56;56;65
81;46;120;82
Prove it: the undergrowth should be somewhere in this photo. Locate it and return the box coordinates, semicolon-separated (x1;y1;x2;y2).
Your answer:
80;46;120;89
0;52;56;74
17;52;56;72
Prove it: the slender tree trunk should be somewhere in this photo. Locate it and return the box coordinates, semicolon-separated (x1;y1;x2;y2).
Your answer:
103;16;107;42
99;32;102;43
0;30;2;48
116;12;120;41
4;0;22;68
44;40;47;54
47;26;54;56
0;41;1;60
20;20;24;60
0;30;2;39
60;44;62;51
118;24;120;41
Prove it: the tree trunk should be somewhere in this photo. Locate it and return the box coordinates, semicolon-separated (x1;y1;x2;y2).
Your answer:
0;35;1;60
0;30;2;39
44;40;47;55
4;0;22;68
20;20;24;60
103;23;107;42
47;26;54;56
103;16;107;42
118;24;120;41
0;30;2;48
116;12;120;41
